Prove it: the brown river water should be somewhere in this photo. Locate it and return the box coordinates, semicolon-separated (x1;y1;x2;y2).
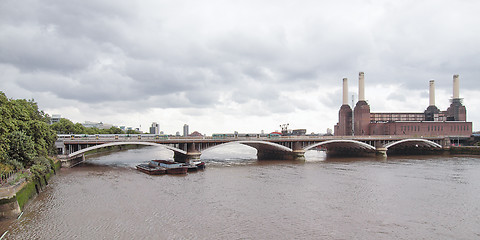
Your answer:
1;145;480;239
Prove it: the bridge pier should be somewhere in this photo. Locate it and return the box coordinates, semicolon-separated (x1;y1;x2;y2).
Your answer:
174;152;201;163
174;143;201;163
376;147;387;158
61;154;85;168
291;150;306;161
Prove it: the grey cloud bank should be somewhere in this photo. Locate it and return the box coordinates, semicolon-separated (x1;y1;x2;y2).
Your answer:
1;0;479;134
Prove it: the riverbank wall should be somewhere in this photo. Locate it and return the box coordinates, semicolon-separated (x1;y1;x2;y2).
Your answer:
449;146;480;155
0;160;61;219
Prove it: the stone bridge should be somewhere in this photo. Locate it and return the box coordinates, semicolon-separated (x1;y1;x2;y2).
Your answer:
56;135;452;167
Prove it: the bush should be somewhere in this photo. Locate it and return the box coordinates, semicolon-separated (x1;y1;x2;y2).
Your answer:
6;131;37;167
0;92;57;171
30;156;52;177
0;163;14;175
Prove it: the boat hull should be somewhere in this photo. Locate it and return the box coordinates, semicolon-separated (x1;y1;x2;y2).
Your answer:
136;164;166;175
194;161;206;170
165;167;188;174
151;160;188;174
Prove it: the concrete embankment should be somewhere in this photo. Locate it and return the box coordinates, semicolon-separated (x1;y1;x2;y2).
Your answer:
0;160;61;219
449;146;480;155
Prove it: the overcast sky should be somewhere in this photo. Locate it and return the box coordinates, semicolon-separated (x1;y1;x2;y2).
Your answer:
1;0;479;135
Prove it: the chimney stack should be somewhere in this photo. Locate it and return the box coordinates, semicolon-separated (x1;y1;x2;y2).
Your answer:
342;78;348;105
358;72;365;101
453;74;460;99
429;80;435;106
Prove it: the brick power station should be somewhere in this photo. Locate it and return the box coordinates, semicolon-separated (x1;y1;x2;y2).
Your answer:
334;73;472;137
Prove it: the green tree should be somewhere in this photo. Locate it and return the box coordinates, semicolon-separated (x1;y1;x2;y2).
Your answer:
0;91;58;171
30;156;53;179
6;131;37;167
26;120;57;156
73;123;87;134
107;126;124;134
126;129;140;134
50;118;76;134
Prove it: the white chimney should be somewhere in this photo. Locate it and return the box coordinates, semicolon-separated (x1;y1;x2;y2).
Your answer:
342;78;348;105
453;74;460;99
358;72;365;101
429;80;435;106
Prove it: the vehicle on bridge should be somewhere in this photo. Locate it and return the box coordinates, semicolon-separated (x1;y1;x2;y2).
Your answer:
212;133;235;139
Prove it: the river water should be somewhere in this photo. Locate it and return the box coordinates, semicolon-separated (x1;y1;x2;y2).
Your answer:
1;145;480;239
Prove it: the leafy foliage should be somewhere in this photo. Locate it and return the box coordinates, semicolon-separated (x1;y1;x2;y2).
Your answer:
0;90;132;173
6;131;37;167
30;156;53;179
51;118;127;134
0;91;57;171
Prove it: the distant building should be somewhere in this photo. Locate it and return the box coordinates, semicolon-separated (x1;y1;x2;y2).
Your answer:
291;129;307;136
189;131;203;137
150;122;159;135
50;114;61;124
82;121;113;129
334;73;472;137
183;124;189;137
176;131;180;137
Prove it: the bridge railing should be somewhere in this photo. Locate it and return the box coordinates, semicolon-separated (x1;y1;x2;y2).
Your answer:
58;134;452;143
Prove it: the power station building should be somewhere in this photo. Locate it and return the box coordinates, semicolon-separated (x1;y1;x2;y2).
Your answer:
334;73;472;137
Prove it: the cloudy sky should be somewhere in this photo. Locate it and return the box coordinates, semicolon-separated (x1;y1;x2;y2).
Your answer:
1;0;479;135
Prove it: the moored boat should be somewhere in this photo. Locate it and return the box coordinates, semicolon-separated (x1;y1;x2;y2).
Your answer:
136;164;166;175
151;160;188;174
184;164;199;172
193;161;206;170
183;161;206;172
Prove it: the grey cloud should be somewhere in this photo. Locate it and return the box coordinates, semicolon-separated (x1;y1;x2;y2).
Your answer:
0;25;98;72
1;0;480;132
387;92;406;102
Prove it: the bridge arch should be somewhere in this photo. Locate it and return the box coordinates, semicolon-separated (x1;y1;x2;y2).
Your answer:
67;141;186;158
200;140;294;161
304;139;376;152
384;139;442;150
201;140;293;153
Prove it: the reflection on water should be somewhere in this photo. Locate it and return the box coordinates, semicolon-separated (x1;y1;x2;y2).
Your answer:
2;145;480;239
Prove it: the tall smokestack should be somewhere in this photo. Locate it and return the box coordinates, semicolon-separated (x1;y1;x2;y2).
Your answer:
453;74;460;99
342;78;348;105
358;72;365;101
429;80;435;106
